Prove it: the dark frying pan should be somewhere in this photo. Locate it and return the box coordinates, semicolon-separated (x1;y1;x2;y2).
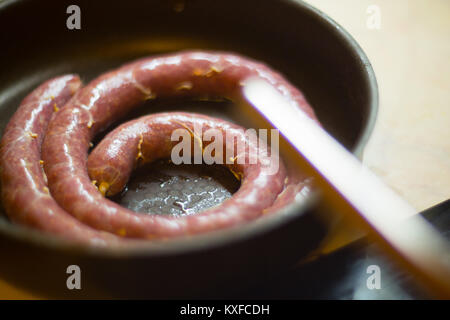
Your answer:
0;0;378;298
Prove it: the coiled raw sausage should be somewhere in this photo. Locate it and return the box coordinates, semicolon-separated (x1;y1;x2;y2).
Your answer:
1;51;318;243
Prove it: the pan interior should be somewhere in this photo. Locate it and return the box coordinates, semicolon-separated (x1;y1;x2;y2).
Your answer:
0;0;376;241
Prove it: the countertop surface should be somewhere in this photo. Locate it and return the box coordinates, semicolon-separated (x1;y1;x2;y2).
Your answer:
306;0;449;212
1;0;449;299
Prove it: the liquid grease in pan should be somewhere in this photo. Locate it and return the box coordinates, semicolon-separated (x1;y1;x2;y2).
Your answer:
112;160;240;216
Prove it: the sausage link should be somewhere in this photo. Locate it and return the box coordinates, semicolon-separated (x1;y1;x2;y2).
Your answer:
42;51;316;239
1;51;317;243
0;75;125;245
86;112;287;236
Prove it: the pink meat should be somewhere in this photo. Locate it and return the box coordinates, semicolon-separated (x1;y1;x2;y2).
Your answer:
0;75;125;245
1;51;317;242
